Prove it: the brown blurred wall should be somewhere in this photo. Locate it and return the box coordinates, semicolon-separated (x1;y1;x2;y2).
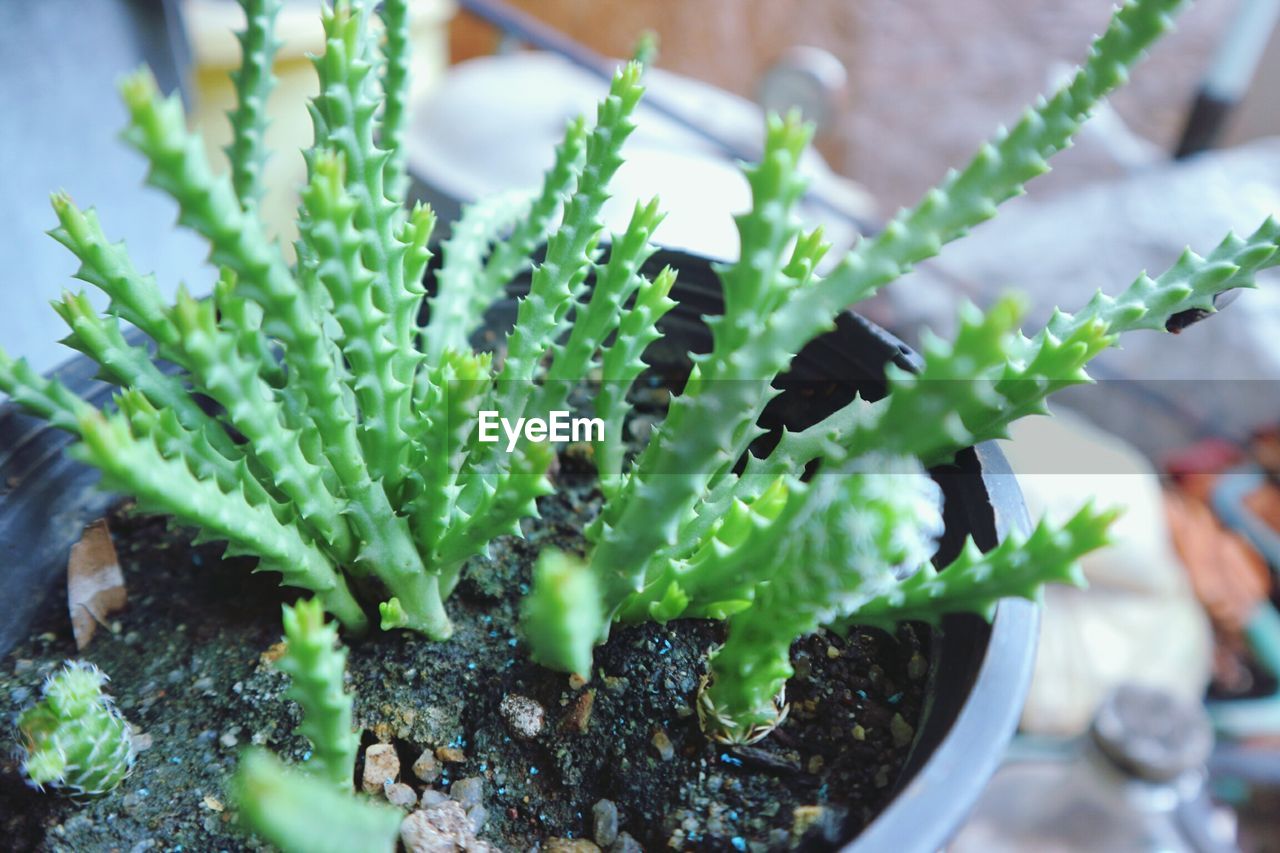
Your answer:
451;0;1235;210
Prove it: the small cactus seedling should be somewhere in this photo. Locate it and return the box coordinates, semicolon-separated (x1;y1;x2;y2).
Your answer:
18;661;135;795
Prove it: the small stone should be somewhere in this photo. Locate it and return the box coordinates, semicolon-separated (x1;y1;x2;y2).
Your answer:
825;645;841;659
611;833;643;853
218;729;238;749
201;795;224;812
908;651;928;681
435;746;466;763
401;809;456;853
467;803;488;832
562;689;596;734
363;743;400;794
412;750;440;783
592;799;619;846
259;641;288;665
568;673;588;690
450;776;484;808
874;764;891;788
399;799;481;850
131;731;154;752
543;839;600;853
421;788;449;807
807;755;824;774
651;729;675;761
851;724;866;741
385;782;419;810
890;713;915;748
791;805;825;841
499;693;546;739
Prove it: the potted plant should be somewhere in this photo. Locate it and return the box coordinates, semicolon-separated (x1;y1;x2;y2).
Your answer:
0;0;1274;849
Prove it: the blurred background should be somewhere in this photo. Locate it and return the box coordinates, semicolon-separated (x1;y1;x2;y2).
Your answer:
2;0;1280;849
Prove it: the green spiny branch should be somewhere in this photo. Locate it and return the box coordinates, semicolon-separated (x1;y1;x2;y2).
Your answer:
276;599;359;789
226;0;283;209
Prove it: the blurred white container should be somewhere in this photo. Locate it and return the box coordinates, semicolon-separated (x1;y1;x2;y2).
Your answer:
406;52;874;261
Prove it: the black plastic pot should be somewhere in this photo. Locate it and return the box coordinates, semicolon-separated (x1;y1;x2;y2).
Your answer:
0;249;1036;850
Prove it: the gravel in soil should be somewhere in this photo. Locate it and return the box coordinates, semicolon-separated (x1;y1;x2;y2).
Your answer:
0;441;928;852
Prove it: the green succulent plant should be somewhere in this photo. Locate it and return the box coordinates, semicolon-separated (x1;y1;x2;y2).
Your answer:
232;748;401;853
233;600;397;851
18;661;135;796
276;598;359;789
1;0;1276;751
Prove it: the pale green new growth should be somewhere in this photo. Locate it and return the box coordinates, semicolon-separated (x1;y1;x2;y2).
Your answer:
19;662;134;796
232;749;401;853
277;599;359;789
698;459;944;741
523;551;606;678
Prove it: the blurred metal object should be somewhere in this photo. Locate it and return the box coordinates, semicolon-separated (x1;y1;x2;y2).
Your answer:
158;0;194;107
1174;0;1280;158
1093;684;1215;783
757;46;847;135
953;686;1234;853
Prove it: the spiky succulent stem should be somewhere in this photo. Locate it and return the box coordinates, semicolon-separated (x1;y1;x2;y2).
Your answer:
779;0;1187;326
232;749;401;853
50;291;245;462
699;458;944;742
545;198;666;395
72;411;368;632
477;116;590;303
495;63;644;418
276;599;359;789
116;389;285;515
226;0;283;209
300;150;404;482
119;71;365;494
763;216;1280;482
0;349;96;434
840;504;1116;634
593;265;678;497
18;662;134;796
406;349;492;563
168;287;357;557
583;115;811;624
306;1;420;483
423;191;535;362
377;0;411;199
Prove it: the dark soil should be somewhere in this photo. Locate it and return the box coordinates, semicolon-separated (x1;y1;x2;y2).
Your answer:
0;444;928;853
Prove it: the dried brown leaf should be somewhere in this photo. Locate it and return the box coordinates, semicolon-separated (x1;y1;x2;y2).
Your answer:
67;518;127;649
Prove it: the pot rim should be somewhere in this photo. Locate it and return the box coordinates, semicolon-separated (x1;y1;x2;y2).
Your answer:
848;444;1037;852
